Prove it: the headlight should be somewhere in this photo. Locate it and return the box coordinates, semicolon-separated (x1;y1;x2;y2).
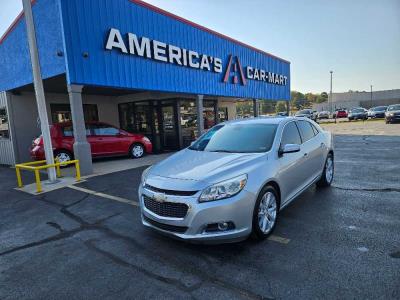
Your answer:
199;174;247;202
141;166;152;185
388;112;394;116
143;137;151;143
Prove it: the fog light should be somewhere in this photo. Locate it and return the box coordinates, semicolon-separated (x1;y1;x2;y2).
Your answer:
204;222;235;233
218;222;229;231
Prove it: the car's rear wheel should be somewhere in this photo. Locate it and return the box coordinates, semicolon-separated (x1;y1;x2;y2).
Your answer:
130;143;145;159
252;185;279;240
317;153;334;187
54;150;73;167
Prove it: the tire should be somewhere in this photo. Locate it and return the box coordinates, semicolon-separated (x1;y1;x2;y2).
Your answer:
251;185;279;240
317;153;334;187
130;143;145;159
54;149;73;167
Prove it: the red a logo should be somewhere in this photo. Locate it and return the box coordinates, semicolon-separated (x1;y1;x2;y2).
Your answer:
223;55;247;85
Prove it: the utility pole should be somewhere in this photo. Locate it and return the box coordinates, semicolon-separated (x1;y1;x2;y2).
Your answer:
329;71;333;114
22;0;57;182
370;85;373;108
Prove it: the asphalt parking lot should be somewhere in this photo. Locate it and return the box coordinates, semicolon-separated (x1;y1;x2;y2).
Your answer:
1;122;399;299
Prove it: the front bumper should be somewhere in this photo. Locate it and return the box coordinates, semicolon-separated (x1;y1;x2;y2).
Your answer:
386;115;400;122
30;145;45;160
139;184;255;243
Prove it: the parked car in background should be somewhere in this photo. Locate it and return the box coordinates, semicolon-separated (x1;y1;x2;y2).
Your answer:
30;121;152;162
317;111;330;119
139;117;334;242
276;111;288;117
385;104;400;124
295;109;317;121
367;106;387;119
348;108;368;121
333;109;348;119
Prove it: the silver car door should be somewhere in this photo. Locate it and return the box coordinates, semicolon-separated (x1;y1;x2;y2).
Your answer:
296;120;323;184
277;121;307;204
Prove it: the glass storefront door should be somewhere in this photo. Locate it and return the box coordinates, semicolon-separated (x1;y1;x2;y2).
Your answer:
118;98;217;152
160;105;179;150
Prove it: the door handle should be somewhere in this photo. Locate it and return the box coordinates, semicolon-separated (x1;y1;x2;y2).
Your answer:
320;143;325;148
303;152;308;157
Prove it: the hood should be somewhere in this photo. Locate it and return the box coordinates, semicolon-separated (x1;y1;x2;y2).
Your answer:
149;149;265;185
387;109;400;114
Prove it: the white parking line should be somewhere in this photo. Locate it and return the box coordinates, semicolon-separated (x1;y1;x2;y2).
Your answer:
68;185;291;244
268;235;290;244
68;185;139;206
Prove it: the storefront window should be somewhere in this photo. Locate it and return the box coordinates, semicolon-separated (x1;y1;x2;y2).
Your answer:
218;107;228;122
180;100;197;147
0;106;9;139
204;100;217;129
50;104;99;123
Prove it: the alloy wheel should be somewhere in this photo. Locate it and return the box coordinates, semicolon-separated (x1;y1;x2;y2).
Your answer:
132;145;144;158
325;156;334;183
55;152;71;163
258;191;277;234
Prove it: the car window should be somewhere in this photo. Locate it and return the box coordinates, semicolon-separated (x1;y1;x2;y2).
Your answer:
388;105;400;111
281;122;301;146
311;124;319;135
297;120;315;143
62;126;74;137
93;124;119;136
189;123;277;153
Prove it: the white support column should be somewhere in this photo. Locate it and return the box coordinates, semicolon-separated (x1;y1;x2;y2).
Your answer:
253;99;259;117
67;84;93;175
22;0;56;181
196;95;204;137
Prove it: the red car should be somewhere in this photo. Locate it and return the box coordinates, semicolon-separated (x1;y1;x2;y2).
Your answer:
334;109;348;118
30;121;152;162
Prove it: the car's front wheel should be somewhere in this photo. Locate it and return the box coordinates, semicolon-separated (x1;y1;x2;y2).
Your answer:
252;185;279;240
317;153;334;187
130;143;145;159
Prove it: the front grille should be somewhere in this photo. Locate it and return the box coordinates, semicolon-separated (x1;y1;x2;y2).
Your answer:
145;184;198;196
143;215;188;233
143;195;189;218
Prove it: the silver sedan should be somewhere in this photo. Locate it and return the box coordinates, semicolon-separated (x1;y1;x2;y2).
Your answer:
139;117;334;243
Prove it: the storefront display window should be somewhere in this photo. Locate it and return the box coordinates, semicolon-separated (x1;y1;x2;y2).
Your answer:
180;100;197;147
0;106;9;139
218;107;228;122
50;104;98;123
204;100;217;130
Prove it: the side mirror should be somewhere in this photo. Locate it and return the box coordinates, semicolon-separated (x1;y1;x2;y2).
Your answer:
279;144;301;156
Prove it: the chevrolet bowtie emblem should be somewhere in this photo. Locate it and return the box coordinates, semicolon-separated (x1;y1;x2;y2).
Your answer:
153;193;167;202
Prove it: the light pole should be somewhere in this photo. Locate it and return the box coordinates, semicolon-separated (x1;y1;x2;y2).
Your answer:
329;71;333;114
370;85;373;108
22;0;57;182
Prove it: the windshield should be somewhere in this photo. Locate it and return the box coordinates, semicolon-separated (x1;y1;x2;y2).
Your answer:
296;110;311;115
372;106;387;111
189;123;278;153
351;108;364;113
388;105;400;111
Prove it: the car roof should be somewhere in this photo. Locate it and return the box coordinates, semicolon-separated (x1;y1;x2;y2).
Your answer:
222;116;307;126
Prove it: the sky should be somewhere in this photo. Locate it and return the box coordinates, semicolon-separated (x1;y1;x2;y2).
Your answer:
1;0;399;94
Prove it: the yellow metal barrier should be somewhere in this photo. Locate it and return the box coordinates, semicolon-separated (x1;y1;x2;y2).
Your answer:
15;159;81;193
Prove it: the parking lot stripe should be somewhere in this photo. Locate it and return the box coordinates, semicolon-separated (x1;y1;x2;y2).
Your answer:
268;235;290;244
68;185;139;207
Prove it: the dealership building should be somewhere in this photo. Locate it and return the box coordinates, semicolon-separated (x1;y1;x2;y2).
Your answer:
0;0;290;174
313;89;400;112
